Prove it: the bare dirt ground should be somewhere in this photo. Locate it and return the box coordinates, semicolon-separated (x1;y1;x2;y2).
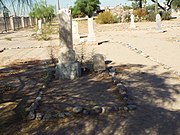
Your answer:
0;19;180;135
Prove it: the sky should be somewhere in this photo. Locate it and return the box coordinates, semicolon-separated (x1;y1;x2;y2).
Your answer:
46;0;165;9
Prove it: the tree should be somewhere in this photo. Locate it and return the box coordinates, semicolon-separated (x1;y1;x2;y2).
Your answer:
29;1;55;22
171;0;180;8
0;0;34;15
71;0;101;18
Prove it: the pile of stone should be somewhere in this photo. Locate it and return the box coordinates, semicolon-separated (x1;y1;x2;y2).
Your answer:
27;69;55;120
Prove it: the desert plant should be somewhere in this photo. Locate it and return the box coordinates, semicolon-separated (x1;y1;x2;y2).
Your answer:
145;12;156;21
96;11;117;24
161;11;171;20
4;37;12;41
134;8;147;20
124;14;131;22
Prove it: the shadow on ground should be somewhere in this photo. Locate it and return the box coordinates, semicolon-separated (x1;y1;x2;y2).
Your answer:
0;62;180;135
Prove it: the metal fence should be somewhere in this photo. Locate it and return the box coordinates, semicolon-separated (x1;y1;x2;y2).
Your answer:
0;16;36;33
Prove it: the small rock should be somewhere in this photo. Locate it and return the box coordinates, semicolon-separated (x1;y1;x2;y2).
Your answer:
27;111;36;120
36;113;43;120
82;109;90;115
36;96;42;101
127;104;137;110
57;113;65;118
117;83;127;91
123;106;129;111
122;94;128;101
43;114;53;120
64;112;72;117
93;106;102;114
72;106;83;113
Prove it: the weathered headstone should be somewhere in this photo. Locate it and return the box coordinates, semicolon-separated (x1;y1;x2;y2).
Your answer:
178;10;180;19
10;16;15;30
130;9;136;29
21;16;25;28
29;17;33;26
56;9;81;80
72;20;80;44
87;18;97;45
37;19;42;34
92;54;106;71
130;14;136;29
156;14;161;30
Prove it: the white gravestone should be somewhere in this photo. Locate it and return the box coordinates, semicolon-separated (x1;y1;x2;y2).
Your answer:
92;54;106;71
21;16;25;28
178;10;180;19
130;14;136;29
87;18;96;42
129;9;135;29
72;20;80;44
156;14;161;30
37;19;42;34
56;9;81;80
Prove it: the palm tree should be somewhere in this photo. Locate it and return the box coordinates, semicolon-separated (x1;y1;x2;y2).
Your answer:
0;0;34;15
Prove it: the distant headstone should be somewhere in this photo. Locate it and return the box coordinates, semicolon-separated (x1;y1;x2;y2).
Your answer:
92;54;106;71
130;14;136;29
37;19;42;34
156;14;161;30
87;18;97;45
178;10;180;19
72;20;80;44
56;9;81;80
129;9;135;29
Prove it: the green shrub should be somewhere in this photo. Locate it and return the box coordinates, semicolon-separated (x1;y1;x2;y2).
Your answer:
124;14;131;22
161;11;171;20
96;11;117;24
145;12;156;21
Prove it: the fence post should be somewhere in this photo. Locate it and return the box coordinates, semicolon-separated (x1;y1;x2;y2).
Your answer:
10;16;15;31
29;17;33;26
21;16;25;28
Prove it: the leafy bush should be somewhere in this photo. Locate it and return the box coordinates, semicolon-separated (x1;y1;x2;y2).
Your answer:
161;11;171;20
124;14;131;22
134;8;146;18
96;11;117;24
145;12;156;21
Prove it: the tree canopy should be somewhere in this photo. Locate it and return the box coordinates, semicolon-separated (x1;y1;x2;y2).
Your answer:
29;1;55;21
71;0;101;18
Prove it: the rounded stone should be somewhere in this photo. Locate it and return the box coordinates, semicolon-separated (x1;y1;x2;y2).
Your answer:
82;109;90;115
27;111;36;120
92;106;102;114
127;104;137;110
36;113;43;120
72;106;83;113
57;113;65;118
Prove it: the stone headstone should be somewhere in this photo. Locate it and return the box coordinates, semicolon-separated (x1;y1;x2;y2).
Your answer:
72;20;80;44
178;10;180;19
130;14;136;29
37;19;42;34
156;14;161;30
56;9;81;80
21;16;25;28
92;54;106;71
87;18;96;43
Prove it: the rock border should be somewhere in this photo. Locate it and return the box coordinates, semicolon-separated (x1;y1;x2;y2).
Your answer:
27;66;137;121
115;41;180;77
